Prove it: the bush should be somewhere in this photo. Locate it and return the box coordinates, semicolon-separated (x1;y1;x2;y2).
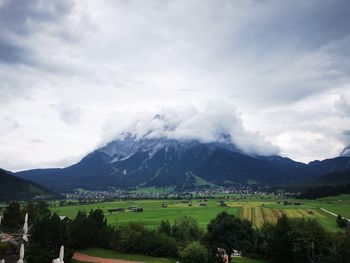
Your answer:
205;211;254;262
172;216;203;245
336;215;349;228
118;222;151;254
148;231;178;257
180;241;209;263
256;215;333;263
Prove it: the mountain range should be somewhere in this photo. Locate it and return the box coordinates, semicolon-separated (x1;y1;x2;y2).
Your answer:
0;168;56;201
14;136;350;192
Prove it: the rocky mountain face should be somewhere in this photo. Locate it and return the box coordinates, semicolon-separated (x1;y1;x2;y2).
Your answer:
15;137;350;192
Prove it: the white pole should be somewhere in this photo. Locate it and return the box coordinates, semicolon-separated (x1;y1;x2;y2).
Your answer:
23;222;28;242
59;245;64;263
22;213;29;242
17;243;24;263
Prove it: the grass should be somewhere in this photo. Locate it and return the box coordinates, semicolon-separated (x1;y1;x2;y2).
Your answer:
52;199;240;228
51;195;350;232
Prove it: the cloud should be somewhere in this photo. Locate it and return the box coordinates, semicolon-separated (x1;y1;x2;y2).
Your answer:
335;94;350;117
0;117;20;137
0;0;350;170
106;102;279;156
51;101;82;125
0;0;74;64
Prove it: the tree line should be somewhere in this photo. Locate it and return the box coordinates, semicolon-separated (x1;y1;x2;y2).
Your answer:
1;201;350;263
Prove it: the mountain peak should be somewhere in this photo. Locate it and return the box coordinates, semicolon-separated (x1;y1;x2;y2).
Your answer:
340;145;350;157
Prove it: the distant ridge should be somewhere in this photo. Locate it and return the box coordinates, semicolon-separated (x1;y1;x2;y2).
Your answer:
0;168;57;201
14;136;350;192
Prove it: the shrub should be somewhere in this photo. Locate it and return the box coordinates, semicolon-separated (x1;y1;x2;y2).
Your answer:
180;241;209;263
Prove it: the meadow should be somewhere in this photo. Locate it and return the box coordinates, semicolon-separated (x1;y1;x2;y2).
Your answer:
51;195;350;232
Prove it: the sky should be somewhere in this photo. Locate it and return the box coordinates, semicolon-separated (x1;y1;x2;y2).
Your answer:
1;0;350;171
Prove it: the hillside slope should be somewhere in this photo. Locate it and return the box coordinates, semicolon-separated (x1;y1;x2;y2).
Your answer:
0;168;56;201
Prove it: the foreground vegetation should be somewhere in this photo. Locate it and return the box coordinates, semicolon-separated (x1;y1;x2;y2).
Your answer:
71;247;265;263
1;200;350;263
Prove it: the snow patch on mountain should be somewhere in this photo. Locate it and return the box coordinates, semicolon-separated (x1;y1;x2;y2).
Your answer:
340;145;350;157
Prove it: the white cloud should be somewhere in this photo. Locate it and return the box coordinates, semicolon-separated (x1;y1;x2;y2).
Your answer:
105;102;279;156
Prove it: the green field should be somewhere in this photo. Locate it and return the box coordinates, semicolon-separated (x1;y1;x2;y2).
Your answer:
51;195;350;232
52;199;240;227
72;247;266;263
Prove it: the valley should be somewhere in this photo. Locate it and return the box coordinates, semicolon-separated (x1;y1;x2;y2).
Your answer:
50;194;350;233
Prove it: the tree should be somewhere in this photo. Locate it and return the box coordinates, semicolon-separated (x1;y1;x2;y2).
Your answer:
336;215;348;228
2;201;24;231
88;208;107;229
68;210;98;248
288;218;332;263
172;216;203;245
148;231;178;257
180;241;209;263
158;219;172;236
333;232;350;263
269;214;293;263
27;213;71;263
205;211;254;263
118;222;151;253
257;215;333;263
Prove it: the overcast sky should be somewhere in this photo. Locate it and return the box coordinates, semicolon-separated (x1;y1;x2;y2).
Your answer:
1;0;350;171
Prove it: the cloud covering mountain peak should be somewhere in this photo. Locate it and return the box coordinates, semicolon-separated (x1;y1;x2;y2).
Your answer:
105;103;279;157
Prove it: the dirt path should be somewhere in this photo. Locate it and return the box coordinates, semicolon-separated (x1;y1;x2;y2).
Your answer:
320;208;338;217
72;252;143;263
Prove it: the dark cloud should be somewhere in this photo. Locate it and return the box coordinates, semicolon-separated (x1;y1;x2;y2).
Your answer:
343;130;350;136
0;37;29;64
0;0;74;64
0;0;73;35
231;0;350;54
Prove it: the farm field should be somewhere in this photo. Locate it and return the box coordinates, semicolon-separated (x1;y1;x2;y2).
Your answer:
51;195;350;232
52;199;240;227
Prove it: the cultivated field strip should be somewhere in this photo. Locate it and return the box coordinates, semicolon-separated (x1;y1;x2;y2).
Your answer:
238;205;325;227
261;208;277;224
240;206;252;222
254;207;264;227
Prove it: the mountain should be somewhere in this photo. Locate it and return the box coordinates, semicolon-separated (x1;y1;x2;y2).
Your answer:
307;156;350;175
15;137;350;192
0;168;57;201
340;145;350;157
315;170;350;184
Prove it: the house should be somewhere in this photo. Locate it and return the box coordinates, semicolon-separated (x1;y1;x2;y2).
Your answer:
132;207;143;212
59;216;71;222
